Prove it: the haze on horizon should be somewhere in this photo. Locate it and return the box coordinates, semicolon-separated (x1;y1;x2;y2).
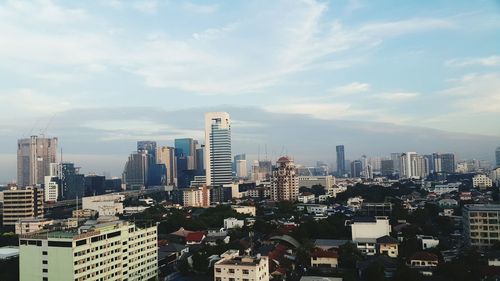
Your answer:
0;0;499;182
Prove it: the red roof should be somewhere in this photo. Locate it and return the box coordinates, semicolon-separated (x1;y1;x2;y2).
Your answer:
186;231;205;242
410;251;438;261
311;248;338;259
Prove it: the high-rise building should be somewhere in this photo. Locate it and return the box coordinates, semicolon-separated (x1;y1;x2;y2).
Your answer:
351;160;362;178
463;204;500;248
157;146;177;186
400;152;417;178
137;140;157;158
3;187;44;226
183;185;210;207
17;136;58;187
196;147;205;175
60;162;85;200
441;153;455;174
19;220;158;281
84;175;106;196
390;153;401;174
204;112;232;187
122;151;149;189
271;157;299;201
336;145;345;176
175;138;198;187
234;154;247;179
380;160;394;176
495;147;500;168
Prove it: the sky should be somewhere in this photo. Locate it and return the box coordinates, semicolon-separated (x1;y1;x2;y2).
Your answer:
0;0;499;182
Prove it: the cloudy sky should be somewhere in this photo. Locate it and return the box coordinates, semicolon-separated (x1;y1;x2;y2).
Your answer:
0;0;499;182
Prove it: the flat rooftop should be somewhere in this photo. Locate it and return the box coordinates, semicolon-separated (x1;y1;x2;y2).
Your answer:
464;204;500;211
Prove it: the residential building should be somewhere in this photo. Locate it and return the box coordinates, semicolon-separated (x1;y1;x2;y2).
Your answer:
473;174;493;189
186;232;205;245
351;217;391;255
182;185;210;207
15;218;53;235
231;205;256;216
407;252;439;276
298;175;335;189
234;154;247;179
463;204;500;248
81;194;125;217
214;250;269;281
336;145;345;176
380;160;394;176
310;248;338;268
205;112;232;187
376;235;399;258
350;160;362;178
400;152;417;178
496;147;500;168
298;193;316;204
19;220;158;281
2;187;44;226
271;156;299;201
224;218;244;229
44;176;58;202
361;202;393;217
17;136;58;187
417;235;440;249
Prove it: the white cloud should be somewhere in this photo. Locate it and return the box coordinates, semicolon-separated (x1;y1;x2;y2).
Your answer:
192;23;239;41
330;82;370;96
0;88;74;115
375;92;420;101
445;55;500;67
264;102;369;120
358;18;455;37
133;0;159;14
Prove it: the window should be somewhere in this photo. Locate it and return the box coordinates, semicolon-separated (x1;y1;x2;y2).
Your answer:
42;251;48;255
243;269;249;274
229;269;235;273
215;268;221;273
42;269;48;273
42;260;48;265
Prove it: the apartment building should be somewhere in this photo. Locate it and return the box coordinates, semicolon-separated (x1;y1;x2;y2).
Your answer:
82;194;125;217
19;220;158;281
463;204;500;248
182;185;210;207
2;187;44;226
214;250;269;281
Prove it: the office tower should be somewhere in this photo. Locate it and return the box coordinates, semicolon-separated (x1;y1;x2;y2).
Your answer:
496;147;500;168
234;154;247;179
84;175;106;196
59;162;85;200
380;160;394;176
137;140;157;157
122;151;149;189
17;136;58;187
441;153;455;174
351;160;362;177
204;112;232;186
412;155;428;178
19;220;158;281
390;153;401;174
175;138;198;187
271;157;299;201
214;250;270;281
463;204;500;248
258;160;273;179
157;146;177;186
196;147;205;175
2;187;44;226
336;145;345;176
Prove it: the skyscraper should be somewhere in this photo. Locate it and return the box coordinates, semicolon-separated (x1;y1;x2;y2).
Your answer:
441;153;456;174
122;151;149;189
400;152;417;178
157;146;177;186
496;147;500;168
175;138;198;187
271;156;299;201
137;140;157;158
233;154;246;178
351;160;362;178
336;145;345;176
204;112;232;186
17;136;58;187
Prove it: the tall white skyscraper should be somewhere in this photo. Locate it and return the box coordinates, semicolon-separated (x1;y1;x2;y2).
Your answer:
400;152;417;178
204;112;232;186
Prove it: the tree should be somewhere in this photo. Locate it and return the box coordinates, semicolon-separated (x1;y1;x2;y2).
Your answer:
338;242;362;269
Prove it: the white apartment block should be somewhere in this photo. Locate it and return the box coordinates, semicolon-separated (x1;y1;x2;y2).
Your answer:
224;218;244;229
351;217;391;241
214;250;269;281
183;186;210;207
463;204;500;248
473;174;493;189
82;194;125;217
298;176;335;189
44;176;58;202
19;220;158;281
231;205;256;216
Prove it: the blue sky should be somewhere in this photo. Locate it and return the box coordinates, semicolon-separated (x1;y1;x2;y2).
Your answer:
0;0;499;181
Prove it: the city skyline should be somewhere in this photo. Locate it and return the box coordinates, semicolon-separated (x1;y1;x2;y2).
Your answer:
0;0;499;181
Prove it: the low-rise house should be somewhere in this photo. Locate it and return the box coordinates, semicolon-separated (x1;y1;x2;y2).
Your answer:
487;251;500;267
224;217;244;229
296;204;327;215
310;248;338;269
314;239;350;251
214;250;269;281
298;192;316;204
407;252;439;276
417;235;439;249
438;198;458;208
186;231;206;245
15;218;53;235
231;205;256;216
376;235;399;258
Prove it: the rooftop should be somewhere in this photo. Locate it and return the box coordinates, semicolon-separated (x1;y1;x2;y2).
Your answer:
217;255;264;266
464;204;500;211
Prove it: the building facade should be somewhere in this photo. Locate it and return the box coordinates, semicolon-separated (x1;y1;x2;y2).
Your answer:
156;146;177;186
2;187;44;226
336;145;345;176
17;136;58;187
463;204;500;248
214;250;269;281
205;112;232;187
271;157;299;201
122;152;149;189
19;220;158;281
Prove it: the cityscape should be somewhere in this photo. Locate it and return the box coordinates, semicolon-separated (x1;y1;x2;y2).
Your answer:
1;1;500;281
